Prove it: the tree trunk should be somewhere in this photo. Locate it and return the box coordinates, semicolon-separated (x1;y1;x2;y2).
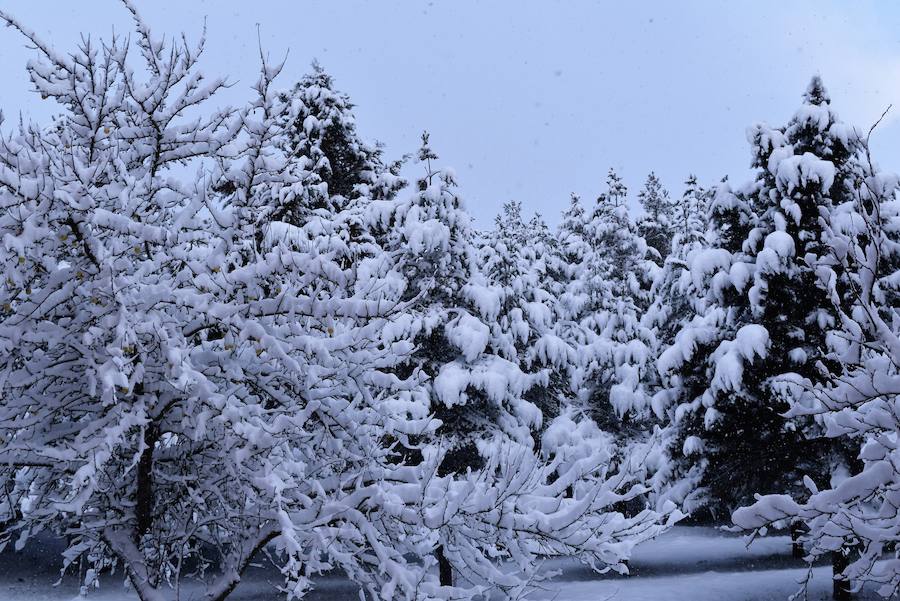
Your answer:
832;547;851;601
135;423;158;540
436;545;453;587
790;521;804;559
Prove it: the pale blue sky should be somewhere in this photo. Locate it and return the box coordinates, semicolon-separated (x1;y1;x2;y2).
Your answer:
1;1;899;224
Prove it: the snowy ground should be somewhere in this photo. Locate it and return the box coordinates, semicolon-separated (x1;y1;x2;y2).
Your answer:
0;527;882;600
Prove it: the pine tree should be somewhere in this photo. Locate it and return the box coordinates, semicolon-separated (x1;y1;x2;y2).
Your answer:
480;202;575;429
555;172;656;431
546;195;597;416
644;176;712;356
552;194;590;316
259;63;411;298
674;175;710;249
637;171;675;263
658;77;865;518
637;176;719;509
589;170;654;307
606;202;655;430
274;61;404;226
385;134;545;477
734;139;900;599
605;167;628;207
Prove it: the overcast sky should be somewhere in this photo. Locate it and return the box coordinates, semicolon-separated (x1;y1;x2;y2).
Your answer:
1;1;899;225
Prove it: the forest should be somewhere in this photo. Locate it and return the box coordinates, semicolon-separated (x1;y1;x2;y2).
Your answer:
0;3;897;601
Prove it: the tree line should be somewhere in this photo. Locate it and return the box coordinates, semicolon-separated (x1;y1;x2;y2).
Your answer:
0;4;897;601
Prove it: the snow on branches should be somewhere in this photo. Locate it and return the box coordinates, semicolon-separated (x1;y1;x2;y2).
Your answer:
735;107;900;598
0;4;677;601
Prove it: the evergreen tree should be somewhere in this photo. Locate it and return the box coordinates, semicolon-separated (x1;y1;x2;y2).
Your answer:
480;202;575;428
548;195;596;408
589;174;656;426
642;176;714;425
552;194;591;311
605;167;628;207
644;176;713;356
274;61;405;226
637;171;675;263
589;170;654;308
675;175;710;248
259;63;410;297
734;131;900;599
658;77;865;518
384;133;545;475
551;173;656;433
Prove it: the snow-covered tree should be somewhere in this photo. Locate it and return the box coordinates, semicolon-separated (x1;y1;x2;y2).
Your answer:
379;134;547;475
605;167;628;207
552;194;590;317
0;6;685;599
675;175;711;247
547;175;657;426
273;61;405;226
637;177;724;511
371;137;681;591
734;106;900;600
541;177;669;519
0;7;427;600
479;201;575;425
657;77;864;519
546;194;596;411
580;172;657;427
639;176;715;504
637;171;674;263
643;175;712;354
589;170;655;304
263;63;410;303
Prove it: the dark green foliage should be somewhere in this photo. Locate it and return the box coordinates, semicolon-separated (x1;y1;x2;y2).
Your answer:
662;78;866;517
